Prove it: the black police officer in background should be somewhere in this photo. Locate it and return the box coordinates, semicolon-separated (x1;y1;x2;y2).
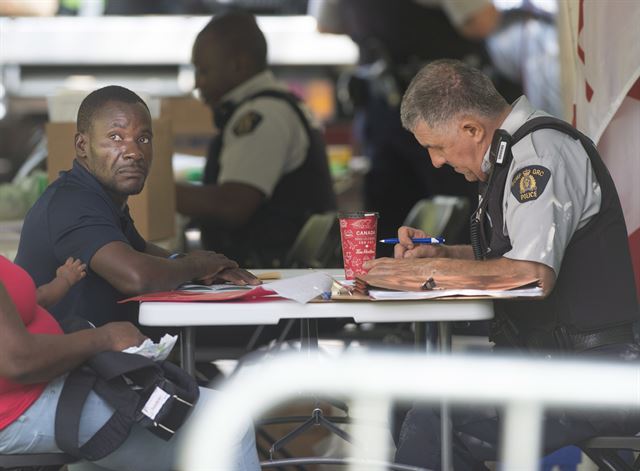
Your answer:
176;11;336;268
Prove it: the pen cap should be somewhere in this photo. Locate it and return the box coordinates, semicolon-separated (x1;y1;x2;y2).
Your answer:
337;211;378;280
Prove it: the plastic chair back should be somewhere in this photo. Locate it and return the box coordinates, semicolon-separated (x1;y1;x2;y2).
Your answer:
284;212;341;268
403;196;470;244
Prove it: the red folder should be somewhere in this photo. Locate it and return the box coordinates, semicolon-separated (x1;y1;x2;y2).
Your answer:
119;286;278;303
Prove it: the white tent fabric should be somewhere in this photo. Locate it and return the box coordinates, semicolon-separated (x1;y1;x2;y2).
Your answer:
558;0;640;294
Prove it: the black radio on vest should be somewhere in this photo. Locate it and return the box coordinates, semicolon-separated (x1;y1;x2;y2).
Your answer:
470;128;514;260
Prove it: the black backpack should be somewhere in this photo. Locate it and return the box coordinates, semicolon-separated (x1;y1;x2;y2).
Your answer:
54;321;199;461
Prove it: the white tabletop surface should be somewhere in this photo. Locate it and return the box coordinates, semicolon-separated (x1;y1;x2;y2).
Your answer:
139;269;495;327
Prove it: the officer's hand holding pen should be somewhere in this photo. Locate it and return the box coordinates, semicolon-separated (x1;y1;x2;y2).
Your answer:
393;226;447;259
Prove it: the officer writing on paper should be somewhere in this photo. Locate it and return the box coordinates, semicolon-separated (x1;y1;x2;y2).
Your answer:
364;59;639;469
175;11;336;268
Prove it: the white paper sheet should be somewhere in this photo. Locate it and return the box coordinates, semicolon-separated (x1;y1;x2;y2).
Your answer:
265;272;335;303
179;272;334;303
123;333;178;361
368;286;544;300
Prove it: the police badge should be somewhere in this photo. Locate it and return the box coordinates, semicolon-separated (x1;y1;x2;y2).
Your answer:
510;165;551;202
232;111;263;136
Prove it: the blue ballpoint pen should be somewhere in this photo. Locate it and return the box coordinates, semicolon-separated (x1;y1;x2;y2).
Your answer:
378;237;445;244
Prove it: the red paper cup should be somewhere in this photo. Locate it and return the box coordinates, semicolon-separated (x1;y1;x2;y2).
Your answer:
338;211;379;280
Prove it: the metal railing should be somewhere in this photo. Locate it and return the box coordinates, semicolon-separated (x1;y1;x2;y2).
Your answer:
179;351;640;471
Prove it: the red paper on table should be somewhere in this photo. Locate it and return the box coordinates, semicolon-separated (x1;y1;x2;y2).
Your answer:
118;286;277;303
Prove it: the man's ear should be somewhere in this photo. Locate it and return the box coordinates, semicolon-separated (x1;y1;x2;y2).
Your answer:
75;132;88;160
461;119;486;144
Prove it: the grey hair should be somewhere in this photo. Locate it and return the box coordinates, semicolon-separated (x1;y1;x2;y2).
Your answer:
400;59;508;131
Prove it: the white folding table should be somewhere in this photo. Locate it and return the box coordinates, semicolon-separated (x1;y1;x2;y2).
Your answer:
138;268;494;471
138;269;494;371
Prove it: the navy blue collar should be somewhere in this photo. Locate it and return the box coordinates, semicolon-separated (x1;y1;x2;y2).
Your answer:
69;159;131;219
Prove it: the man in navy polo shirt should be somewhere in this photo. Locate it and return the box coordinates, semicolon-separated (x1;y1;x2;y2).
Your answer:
16;85;258;327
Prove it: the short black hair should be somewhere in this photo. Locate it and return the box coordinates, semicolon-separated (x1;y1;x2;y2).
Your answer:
77;85;149;133
198;10;267;72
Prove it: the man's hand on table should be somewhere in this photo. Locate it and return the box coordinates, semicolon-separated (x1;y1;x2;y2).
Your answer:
200;267;262;286
186;249;238;279
181;250;261;286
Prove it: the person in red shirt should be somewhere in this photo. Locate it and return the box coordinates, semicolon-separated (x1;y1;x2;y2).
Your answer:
0;255;260;470
0;255;133;431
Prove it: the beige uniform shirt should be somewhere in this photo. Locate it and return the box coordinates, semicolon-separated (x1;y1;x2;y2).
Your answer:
218;70;316;197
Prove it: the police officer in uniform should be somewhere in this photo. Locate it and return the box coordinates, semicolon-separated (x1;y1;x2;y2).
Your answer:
364;60;640;470
176;11;336;268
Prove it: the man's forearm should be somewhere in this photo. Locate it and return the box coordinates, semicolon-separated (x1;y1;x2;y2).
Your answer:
90;241;241;295
442;244;475;260
367;255;556;294
430;256;556;293
144;242;172;258
175;181;263;228
175;183;232;221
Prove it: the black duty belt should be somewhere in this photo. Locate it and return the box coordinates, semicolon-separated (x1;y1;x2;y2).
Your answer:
525;324;635;353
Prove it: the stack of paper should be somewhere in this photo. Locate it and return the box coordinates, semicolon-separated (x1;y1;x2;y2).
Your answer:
354;272;543;300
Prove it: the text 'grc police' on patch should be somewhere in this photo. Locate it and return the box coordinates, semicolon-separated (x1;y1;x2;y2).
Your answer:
510;165;551;203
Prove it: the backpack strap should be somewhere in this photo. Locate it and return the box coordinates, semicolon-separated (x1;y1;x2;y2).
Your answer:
55;352;165;461
55;363;139;461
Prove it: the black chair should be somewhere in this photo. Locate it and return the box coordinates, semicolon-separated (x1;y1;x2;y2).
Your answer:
0;453;76;471
580;436;640;471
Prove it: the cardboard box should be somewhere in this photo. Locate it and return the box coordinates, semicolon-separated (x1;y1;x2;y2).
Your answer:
160;97;215;156
45;119;176;242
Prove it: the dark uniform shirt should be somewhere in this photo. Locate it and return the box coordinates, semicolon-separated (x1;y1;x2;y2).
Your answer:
15;159;146;326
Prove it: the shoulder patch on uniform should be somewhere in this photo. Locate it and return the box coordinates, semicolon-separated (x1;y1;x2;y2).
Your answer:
510;165;551;203
232;111;263;136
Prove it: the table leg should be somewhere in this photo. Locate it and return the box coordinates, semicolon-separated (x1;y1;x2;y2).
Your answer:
438;321;452;471
180;326;196;376
300;318;319;353
414;322;438;353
